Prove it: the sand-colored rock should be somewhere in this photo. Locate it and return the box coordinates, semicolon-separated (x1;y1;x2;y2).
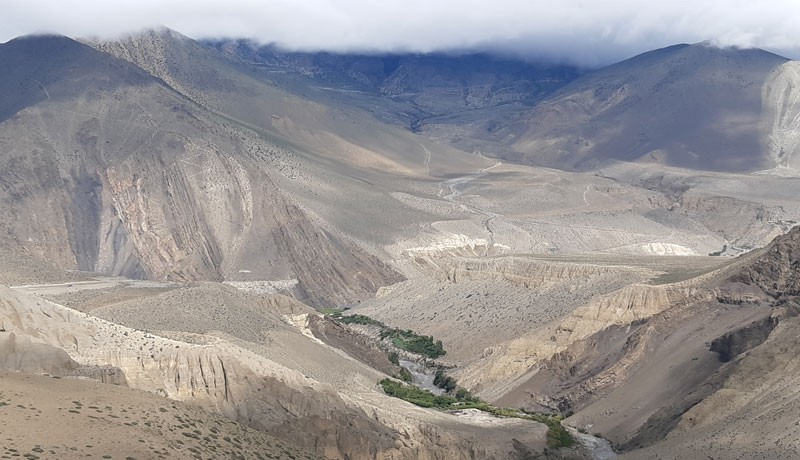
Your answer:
0;371;319;460
0;281;572;459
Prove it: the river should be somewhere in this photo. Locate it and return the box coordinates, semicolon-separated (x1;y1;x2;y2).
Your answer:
400;360;616;458
399;359;444;395
568;428;617;459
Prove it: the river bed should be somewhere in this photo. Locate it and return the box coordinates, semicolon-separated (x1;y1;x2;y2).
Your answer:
568;428;617;459
399;359;444;395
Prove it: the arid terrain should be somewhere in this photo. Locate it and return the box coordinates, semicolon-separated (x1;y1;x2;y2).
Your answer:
1;27;800;460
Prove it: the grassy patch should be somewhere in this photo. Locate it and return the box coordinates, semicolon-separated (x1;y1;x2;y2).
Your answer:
379;379;574;448
331;312;447;358
386;331;445;358
338;314;384;327
395;367;413;382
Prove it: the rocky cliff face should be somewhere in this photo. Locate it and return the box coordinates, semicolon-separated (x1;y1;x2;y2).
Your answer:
730;225;800;297
441;257;619;286
762;61;800;169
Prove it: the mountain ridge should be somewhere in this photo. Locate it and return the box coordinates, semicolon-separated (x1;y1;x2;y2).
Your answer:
0;32;407;307
2;27;800;460
197;34;800;173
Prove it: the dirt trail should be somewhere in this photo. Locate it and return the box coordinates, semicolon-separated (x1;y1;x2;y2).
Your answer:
10;277;174;297
437;163;502;247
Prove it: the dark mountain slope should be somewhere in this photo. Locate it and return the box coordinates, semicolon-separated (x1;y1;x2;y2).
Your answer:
206;39;800;175
483;43;790;171
0;35;156;123
207;40;582;129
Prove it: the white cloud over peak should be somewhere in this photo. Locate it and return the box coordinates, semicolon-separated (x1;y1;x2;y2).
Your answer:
2;0;799;65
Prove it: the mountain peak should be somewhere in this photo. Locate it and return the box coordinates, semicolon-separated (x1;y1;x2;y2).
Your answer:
125;26;192;43
81;25;194;50
1;33;84;54
0;31;159;124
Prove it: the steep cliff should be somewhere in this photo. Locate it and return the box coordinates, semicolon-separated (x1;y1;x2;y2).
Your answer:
730;224;800;297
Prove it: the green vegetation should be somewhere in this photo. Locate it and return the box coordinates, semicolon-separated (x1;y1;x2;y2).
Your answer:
433;370;457;392
379;379;574;449
338;314;383;327
380;378;470;409
385;330;445;358
395;367;413;382
387;351;400;365
328;311;447;358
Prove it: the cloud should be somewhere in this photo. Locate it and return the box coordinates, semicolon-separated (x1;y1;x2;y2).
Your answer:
2;0;799;66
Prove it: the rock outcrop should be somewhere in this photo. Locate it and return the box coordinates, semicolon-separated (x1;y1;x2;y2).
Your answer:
730;225;800;297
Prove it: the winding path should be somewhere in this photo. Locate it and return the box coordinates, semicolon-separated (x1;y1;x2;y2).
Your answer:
437;163;502;249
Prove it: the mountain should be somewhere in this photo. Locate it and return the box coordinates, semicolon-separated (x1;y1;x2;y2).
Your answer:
3;26;800;460
206;39;582;130
456;43;798;172
472;225;800;458
0;32;419;307
203;40;800;174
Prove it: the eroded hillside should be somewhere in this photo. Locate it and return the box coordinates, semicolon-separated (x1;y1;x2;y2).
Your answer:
2;28;800;460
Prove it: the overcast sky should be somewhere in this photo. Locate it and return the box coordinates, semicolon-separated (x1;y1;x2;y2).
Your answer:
2;0;800;66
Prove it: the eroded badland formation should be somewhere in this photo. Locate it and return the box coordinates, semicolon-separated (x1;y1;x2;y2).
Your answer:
1;28;800;459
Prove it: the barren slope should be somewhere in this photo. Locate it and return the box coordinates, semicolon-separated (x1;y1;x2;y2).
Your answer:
0;277;583;459
439;43;791;172
0;34;405;307
489;227;800;458
0;371;317;460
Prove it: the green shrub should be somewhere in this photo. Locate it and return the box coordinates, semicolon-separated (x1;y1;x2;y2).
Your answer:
433;370;457;392
386;331;445;358
334;313;446;358
338;314;384;327
455;388;472;400
396;367;413;382
379;378;574;448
